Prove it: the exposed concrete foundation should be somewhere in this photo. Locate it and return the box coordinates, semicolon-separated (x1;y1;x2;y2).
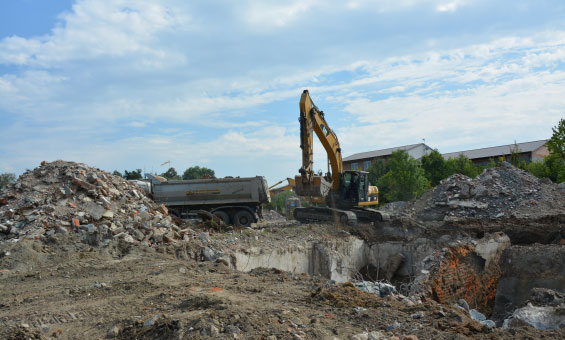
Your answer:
232;237;367;283
493;244;565;322
232;235;441;283
231;232;511;316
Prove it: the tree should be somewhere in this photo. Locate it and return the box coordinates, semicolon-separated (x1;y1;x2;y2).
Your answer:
367;159;389;186
509;142;527;169
123;169;142;180
377;150;430;203
161;167;180;180
420;149;449;186
0;173;16;190
112;170;123;178
547;118;565;160
527;160;547;179
445;154;480;178
526;154;565;183
182;166;216;180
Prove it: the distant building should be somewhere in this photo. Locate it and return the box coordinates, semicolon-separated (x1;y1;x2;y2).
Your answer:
442;140;549;166
343;143;433;171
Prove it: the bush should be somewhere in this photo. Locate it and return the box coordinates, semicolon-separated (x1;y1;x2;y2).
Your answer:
445;154;480;178
526;154;565;183
123;169;142;180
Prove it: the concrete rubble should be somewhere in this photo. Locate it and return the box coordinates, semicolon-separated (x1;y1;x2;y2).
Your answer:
0;160;195;247
503;288;565;330
408;162;565;221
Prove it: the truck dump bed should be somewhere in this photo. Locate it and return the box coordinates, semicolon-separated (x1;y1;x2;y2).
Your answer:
152;176;270;207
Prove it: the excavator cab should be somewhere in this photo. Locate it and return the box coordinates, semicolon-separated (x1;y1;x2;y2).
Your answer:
336;170;369;209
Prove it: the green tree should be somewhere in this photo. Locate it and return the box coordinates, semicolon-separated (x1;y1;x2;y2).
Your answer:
182;166;216;180
527;160;547;179
112;170;123;177
445;154;480;178
0;173;16;190
377;150;430;203
266;191;295;212
487;158;497;168
509;142;521;167
509;141;527;169
161;167;181;180
367;159;389;186
526;154;565;183
123;169;142;180
420;149;449;186
547;118;565;160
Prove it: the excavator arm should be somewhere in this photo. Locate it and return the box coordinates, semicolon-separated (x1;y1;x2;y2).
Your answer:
296;90;342;197
268;178;295;197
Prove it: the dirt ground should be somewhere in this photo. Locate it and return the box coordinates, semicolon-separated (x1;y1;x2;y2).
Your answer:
1;225;563;340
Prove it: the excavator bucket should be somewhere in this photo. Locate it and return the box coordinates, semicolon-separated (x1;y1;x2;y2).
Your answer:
294;175;332;198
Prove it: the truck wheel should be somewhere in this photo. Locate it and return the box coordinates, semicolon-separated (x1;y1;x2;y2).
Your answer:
213;210;230;225
233;210;254;228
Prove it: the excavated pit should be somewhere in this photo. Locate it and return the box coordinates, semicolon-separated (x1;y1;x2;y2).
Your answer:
230;225;512;314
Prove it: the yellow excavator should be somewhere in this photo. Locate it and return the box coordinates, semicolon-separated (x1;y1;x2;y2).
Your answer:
293;90;383;225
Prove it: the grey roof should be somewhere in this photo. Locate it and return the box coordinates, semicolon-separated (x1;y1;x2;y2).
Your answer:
442;140;547;160
343;143;427;162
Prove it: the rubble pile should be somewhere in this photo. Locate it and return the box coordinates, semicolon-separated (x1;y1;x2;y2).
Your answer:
261;210;286;221
0;160;192;246
503;288;565;330
353;280;398;298
411;162;565;221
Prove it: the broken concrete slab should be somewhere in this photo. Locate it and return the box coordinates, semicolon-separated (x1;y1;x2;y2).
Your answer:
493;244;565;322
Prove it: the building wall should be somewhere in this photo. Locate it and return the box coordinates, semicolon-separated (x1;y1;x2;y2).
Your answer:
344;158;375;171
469;152;533;166
407;144;431;160
532;145;550;162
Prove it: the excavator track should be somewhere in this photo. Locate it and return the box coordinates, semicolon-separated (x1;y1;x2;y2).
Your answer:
293;206;386;225
350;208;385;223
293;207;357;225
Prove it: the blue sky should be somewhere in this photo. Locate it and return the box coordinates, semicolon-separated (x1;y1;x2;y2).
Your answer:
1;0;564;185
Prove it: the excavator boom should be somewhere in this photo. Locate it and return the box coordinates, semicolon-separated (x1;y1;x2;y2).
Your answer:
296;90;342;197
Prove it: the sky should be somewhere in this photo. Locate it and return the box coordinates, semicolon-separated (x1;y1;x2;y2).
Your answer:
1;0;564;185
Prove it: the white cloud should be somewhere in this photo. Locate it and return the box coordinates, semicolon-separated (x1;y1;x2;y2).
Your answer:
243;1;319;28
0;0;189;67
436;1;463;12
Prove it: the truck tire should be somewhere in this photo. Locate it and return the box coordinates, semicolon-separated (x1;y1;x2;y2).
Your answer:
233;210;254;228
213;210;230;225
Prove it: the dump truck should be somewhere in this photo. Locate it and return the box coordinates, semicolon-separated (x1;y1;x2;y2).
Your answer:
138;175;270;227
